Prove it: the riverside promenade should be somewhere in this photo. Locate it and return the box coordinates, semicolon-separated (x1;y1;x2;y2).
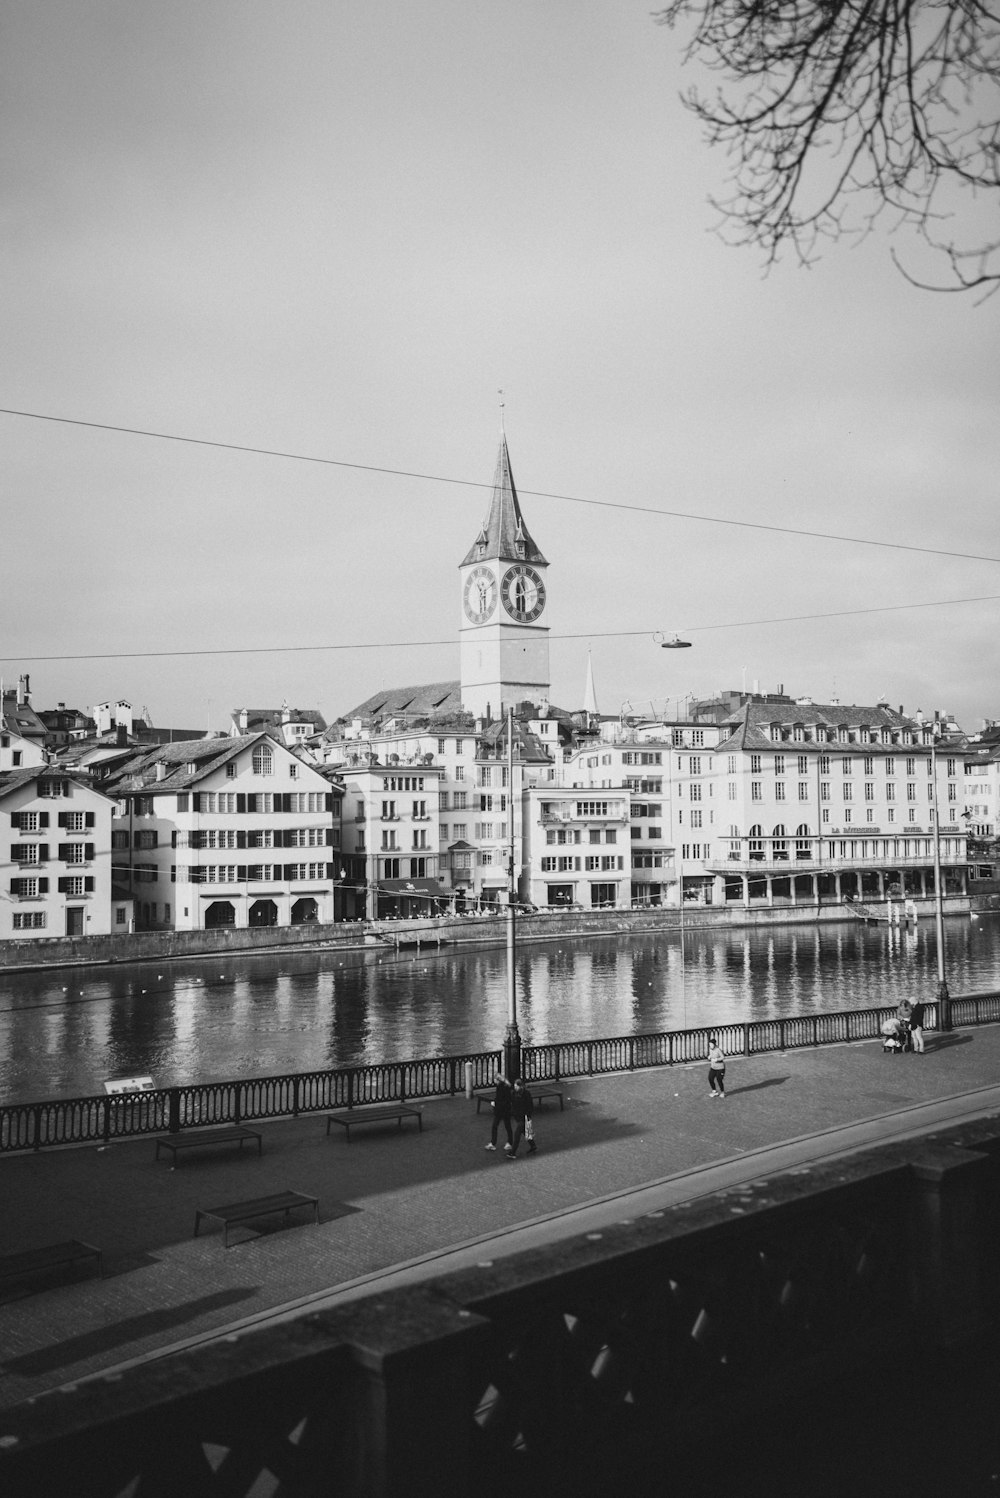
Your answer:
2;1021;1000;1417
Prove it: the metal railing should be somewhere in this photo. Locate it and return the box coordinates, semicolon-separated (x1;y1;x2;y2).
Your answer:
2;991;998;1155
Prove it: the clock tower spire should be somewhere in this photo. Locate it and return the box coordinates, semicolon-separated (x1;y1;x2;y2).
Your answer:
460;421;550;719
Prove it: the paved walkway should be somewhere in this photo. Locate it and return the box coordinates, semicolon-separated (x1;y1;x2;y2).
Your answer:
2;1022;999;1414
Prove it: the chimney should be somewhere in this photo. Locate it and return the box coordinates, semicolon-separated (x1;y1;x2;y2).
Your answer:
156;762;167;781
17;674;29;706
239;708;249;732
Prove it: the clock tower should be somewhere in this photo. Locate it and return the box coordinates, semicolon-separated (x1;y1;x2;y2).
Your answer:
460;434;550;719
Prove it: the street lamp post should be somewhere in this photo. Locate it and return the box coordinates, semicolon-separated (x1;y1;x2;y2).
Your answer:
929;728;952;1031
503;708;522;1083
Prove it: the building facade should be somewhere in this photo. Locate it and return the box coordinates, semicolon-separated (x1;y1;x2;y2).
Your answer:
1;767;128;939
102;734;343;931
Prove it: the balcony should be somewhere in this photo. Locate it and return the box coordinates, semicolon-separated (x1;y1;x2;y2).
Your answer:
707;849;968;875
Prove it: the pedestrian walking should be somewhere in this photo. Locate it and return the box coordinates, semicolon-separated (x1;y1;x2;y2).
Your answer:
707;1036;726;1098
484;1072;513;1151
909;999;926;1054
507;1077;536;1158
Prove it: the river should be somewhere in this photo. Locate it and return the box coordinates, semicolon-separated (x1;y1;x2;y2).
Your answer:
1;913;999;1104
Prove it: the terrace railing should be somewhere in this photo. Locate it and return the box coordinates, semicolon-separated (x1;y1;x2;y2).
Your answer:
2;990;999;1155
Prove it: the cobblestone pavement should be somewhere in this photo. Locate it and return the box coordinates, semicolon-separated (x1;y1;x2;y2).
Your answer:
1;1023;998;1412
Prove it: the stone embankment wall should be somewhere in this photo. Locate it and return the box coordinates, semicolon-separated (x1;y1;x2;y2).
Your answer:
0;893;974;973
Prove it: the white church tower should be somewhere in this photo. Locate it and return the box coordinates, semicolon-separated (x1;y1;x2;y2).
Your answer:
459;427;550;719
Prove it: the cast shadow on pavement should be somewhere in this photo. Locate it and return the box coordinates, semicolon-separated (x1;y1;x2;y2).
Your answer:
2;1286;258;1376
726;1076;789;1095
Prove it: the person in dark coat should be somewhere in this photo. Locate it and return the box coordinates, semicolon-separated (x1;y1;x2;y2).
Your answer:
507;1077;536;1158
485;1073;513;1151
909;999;926;1054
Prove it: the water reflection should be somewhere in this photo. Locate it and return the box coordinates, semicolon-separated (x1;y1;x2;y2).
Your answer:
0;914;998;1103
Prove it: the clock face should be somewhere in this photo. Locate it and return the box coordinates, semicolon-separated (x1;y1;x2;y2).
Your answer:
500;564;546;623
463;565;497;624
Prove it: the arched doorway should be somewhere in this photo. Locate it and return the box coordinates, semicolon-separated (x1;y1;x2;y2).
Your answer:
205;901;236;929
249;899;278;928
291;897;318;925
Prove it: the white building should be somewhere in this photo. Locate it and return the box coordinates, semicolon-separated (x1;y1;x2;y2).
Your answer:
102;734;343;931
1;767;128;939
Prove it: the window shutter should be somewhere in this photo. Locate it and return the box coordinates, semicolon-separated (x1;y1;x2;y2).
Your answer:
59;843;70;859
325;794;334;811
284;863;293;880
58;877;67;893
326;828;334;845
237;865;247;882
133;833;141;848
176;792;189;812
237;794;246;814
39;844;49;862
326;863;335;879
85;877;94;893
171;831;177;848
58;812;67;828
85;843;95;861
247;794;258;814
39;812;49;829
39;877;48;894
192;793;202;813
85;812;95;828
237;830;247;849
151;832;158;848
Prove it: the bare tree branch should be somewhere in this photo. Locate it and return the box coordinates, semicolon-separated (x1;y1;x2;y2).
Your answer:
654;0;1000;292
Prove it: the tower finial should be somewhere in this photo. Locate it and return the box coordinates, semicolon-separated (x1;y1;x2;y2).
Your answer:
498;388;505;437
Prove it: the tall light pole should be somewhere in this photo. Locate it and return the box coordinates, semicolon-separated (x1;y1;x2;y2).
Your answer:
929;726;952;1031
656;632;692;1029
503;708;522;1082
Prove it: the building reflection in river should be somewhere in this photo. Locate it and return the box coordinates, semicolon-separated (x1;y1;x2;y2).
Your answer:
0;915;997;1104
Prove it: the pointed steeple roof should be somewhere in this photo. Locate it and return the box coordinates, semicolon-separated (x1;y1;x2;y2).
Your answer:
460;437;547;567
583;651;599;717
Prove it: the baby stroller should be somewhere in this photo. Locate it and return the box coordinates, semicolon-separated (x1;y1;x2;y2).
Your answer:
881;1017;910;1055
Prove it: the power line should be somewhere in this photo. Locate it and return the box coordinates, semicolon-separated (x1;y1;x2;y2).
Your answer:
3;405;999;567
4;593;999;666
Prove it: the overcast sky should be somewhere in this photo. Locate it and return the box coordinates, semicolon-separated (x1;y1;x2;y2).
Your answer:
3;1;998;735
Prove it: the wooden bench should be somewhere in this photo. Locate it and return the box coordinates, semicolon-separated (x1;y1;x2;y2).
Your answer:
0;1239;103;1292
193;1191;319;1249
154;1126;263;1164
325;1103;423;1141
474;1087;565;1114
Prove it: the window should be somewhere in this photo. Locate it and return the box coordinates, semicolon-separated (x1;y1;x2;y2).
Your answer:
64;843;86;865
689;784;702;801
453;824;467;840
820;782;830;800
227;761;237;778
690;810;703;828
13;911;46;929
773;755;785;774
775;783;786;801
797;756;809;774
885;758;895;776
605;829;617;844
689;756;702;775
750;755;762;773
12;811;40;832
12;843;39;865
289;763;298;779
455;766;465;781
864;757;874;775
751;782;763;801
907;783;917;801
843;783;854;802
798;782;809;801
819;755;831;775
252;744;273;775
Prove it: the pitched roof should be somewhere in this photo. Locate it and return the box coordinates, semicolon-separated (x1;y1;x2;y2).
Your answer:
460;437;546;568
338;682;466;723
101;734;266;794
232;707;328;733
0;767;108;801
714;701;923;752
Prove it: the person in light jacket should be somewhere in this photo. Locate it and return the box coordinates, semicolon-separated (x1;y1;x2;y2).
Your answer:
707;1036;726;1098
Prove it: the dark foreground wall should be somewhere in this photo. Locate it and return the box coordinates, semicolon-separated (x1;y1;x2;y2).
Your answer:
2;1113;999;1498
